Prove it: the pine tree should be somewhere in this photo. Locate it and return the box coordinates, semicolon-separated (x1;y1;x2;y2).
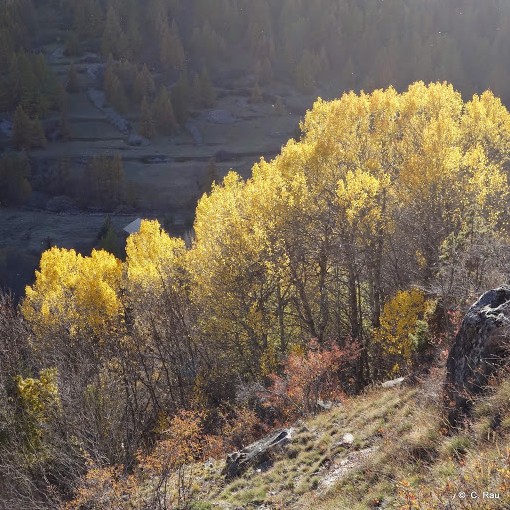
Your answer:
139;96;156;139
104;60;129;114
171;70;189;124
134;64;155;102
97;216;122;256
29;117;47;149
153;86;177;135
159;20;185;73
12;105;31;149
101;5;129;59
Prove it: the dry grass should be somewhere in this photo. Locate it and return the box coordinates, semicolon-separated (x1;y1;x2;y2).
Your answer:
181;374;510;509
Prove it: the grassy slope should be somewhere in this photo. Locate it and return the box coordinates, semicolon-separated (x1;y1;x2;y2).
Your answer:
184;370;510;509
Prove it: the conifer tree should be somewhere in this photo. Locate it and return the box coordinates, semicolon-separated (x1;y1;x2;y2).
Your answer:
104;60;128;114
12;105;31;149
101;5;129;59
133;64;155;103
29;117;47;149
159;20;185;73
171;70;189;124
153;86;177;135
139;96;156;139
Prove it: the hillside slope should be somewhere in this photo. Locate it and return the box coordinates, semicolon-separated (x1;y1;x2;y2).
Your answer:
192;375;510;509
68;368;510;509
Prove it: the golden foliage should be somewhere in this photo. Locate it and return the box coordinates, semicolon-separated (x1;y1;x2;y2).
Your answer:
22;248;122;341
374;289;431;366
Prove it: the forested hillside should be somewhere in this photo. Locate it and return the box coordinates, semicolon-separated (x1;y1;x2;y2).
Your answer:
4;0;510;97
2;0;510;292
3;1;510;509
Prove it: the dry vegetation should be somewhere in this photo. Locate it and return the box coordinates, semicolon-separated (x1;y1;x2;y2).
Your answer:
158;376;510;509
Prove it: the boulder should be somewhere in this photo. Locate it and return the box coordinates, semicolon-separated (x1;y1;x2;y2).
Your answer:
222;428;293;480
126;134;150;147
445;286;510;426
381;377;405;388
338;433;354;447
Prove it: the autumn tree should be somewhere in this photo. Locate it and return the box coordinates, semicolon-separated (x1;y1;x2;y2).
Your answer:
159;20;185;73
133;63;155;103
171;70;189;124
373;289;432;375
101;5;129;59
83;154;125;209
11;104;31;149
153;85;177;135
104;58;128;114
139;96;156;139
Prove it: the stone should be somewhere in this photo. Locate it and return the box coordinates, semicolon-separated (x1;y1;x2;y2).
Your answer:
381;377;405;388
444;286;510;427
339;433;354;447
222;428;293;480
126;134;150;147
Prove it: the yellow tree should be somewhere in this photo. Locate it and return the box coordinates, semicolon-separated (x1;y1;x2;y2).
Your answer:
374;289;431;375
22;248;123;346
190;172;273;378
124;220;193;410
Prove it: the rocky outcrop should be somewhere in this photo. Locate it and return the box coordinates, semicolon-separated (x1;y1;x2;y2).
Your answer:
222;429;293;480
445;286;510;426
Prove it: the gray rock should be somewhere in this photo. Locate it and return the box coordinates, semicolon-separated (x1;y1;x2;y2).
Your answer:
222;428;293;480
339;433;354;447
445;286;510;426
381;377;405;388
126;134;150;147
